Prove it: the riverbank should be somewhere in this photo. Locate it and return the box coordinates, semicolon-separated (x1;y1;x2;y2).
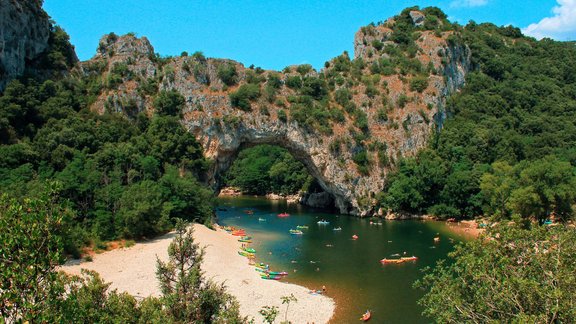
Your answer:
443;220;485;238
61;224;335;323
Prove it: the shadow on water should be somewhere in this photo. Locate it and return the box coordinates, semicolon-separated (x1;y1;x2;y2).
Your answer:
216;196;468;323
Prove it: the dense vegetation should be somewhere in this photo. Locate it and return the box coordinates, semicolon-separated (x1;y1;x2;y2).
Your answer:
0;191;243;322
0;28;214;257
379;9;576;223
223;145;315;196
416;223;576;322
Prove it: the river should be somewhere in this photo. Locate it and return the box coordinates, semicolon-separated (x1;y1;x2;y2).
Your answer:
216;196;469;323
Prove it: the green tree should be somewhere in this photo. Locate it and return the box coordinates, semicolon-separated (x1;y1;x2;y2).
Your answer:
0;185;70;322
281;294;298;323
154;89;185;116
416;223;576;323
156;220;243;323
217;63;237;86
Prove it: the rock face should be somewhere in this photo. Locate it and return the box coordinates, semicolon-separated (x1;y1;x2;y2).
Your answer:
301;192;334;209
0;0;51;91
85;10;471;216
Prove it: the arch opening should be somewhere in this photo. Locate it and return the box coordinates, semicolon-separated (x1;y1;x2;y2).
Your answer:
213;143;338;211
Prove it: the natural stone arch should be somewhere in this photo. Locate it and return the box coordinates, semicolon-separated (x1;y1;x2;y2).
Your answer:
86;10;472;216
199;124;351;213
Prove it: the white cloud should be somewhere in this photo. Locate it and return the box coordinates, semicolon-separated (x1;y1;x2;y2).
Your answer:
450;0;488;8
523;0;576;40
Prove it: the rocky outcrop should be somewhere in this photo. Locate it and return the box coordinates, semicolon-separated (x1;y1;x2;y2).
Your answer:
0;0;51;91
86;9;472;216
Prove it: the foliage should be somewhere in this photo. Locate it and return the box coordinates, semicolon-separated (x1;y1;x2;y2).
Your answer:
416;223;576;323
259;305;279;324
381;20;576;222
156;219;243;322
154;89;185;116
224;145;312;196
0;191;243;322
217;63;237;86
281;294;298;323
229;83;260;111
0;69;212;251
0;186;70;322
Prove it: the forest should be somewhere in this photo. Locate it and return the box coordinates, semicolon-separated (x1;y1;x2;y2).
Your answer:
378;10;576;224
222;144;314;196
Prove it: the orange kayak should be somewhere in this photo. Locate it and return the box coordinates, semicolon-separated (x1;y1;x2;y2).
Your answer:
360;310;371;321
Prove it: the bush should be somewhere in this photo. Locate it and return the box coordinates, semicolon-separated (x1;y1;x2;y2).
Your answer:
409;76;429;92
296;64;313;75
154;90;185;116
229;84;260;111
217;63;237;86
416;224;576;322
277;109;287;122
285;76;302;89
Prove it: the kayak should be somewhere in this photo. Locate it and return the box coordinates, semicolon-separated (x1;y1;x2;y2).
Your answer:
296;225;309;229
255;268;287;276
278;212;290;217
238;239;252;243
238;251;254;257
380;258;404;264
401;256;418;261
242;247;256;253
333;227;342;231
317;220;329;225
255;263;269;270
232;231;246;236
260;274;283;280
258;218;266;222
289;229;303;235
360;310;371;321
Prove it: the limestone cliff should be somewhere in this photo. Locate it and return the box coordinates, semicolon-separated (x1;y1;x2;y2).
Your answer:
83;9;471;216
0;0;50;90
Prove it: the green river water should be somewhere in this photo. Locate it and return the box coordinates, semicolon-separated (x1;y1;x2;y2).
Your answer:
216;196;469;323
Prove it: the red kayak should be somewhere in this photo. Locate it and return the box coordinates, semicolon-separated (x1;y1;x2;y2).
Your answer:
360;310;371;321
277;212;290;217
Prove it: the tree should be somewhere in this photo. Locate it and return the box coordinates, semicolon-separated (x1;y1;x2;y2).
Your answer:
416;223;576;323
154;90;185;116
509;157;576;223
217;63;237;86
0;184;70;322
281;294;298;323
156;219;243;323
480;161;515;219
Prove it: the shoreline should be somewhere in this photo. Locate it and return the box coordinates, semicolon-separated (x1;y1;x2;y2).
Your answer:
442;219;484;238
61;224;335;323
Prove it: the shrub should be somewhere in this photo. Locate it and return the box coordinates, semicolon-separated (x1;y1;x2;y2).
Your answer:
371;40;384;51
229;84;260;111
296;64;313;75
410;76;429;93
154;90;185;116
217;63;237;86
397;93;409;108
277;109;287;122
285;76;302;89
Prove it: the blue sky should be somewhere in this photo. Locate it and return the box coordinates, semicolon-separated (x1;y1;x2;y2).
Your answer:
43;0;575;71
